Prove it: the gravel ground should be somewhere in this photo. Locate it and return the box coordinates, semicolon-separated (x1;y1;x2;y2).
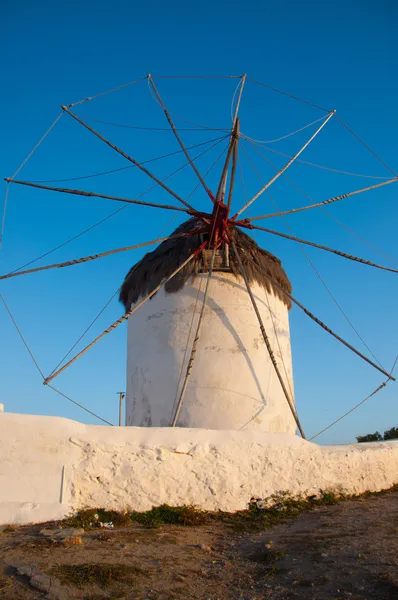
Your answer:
0;491;397;599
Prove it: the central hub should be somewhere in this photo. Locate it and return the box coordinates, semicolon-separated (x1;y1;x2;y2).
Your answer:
208;200;230;247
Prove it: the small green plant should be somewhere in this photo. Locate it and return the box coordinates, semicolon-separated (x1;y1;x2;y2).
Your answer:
1;525;16;533
61;508;132;529
317;490;340;505
220;489;348;531
52;563;143;588
56;483;398;534
130;504;207;528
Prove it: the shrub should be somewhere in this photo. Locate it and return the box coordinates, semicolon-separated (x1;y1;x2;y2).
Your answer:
356;432;383;443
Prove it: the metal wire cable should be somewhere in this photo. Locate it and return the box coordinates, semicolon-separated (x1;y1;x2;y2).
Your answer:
48;288;121;377
147;77;235;133
28;134;228;183
230;78;244;123
310;351;398;441
247;76;331;112
0;291;113;425
80;117;229;132
150;75;242;80
0;292;46;379
322;211;398;266
241;115;327;144
246;141;392;180
337;117;397;178
46;385;114;425
66;76;147;108
1;112;64;247
242;142;386;370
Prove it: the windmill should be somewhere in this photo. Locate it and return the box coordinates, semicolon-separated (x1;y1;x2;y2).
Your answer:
1;74;397;440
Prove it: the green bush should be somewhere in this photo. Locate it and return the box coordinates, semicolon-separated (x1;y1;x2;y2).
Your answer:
356;427;398;443
383;426;398;441
356;432;383;443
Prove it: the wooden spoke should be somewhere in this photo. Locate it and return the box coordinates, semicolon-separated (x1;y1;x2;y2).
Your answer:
231;241;306;438
237;223;398;274
232;74;247;124
227;119;240;211
237;245;395;381
149;75;215;201
233;111;336;218
44;250;202;385
4;178;192;213
170;241;216;427
244;178;398;222
0;232;203;281
215;119;240;201
61;106;194;210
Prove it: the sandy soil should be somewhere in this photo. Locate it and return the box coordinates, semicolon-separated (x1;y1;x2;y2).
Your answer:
1;491;397;599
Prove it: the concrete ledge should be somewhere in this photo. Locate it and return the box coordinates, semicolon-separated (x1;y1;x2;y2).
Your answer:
1;413;397;524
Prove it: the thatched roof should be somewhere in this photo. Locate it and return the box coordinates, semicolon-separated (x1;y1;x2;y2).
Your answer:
120;218;292;310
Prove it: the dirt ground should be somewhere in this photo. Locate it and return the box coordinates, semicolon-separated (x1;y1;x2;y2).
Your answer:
1;491;398;600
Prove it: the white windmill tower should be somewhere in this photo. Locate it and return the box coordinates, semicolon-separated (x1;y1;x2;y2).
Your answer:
120;217;296;433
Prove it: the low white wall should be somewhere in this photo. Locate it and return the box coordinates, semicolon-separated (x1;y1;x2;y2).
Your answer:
1;412;397;525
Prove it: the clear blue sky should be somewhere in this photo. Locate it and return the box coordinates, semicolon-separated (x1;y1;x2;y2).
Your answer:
1;0;397;444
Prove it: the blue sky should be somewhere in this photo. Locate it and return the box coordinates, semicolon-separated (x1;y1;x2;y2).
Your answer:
1;0;397;444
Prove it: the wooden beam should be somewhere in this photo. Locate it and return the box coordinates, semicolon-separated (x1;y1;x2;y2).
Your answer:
215;119;240;202
231;240;306;438
0;232;204;281
44;250;201;385
170;241;215;426
5;178;192;213
233;110;336;218
237;246;396;381
227;119;240;210
61;105;194;210
148;75;215;201
237;223;398;274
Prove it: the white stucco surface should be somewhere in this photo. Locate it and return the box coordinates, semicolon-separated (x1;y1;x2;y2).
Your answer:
126;274;296;433
1;412;397;525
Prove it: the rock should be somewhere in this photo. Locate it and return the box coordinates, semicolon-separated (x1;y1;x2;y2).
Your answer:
45;591;69;600
12;564;68;600
30;574;51;593
40;529;57;537
62;536;82;546
16;564;34;577
195;543;212;552
57;528;85;539
40;527;84;544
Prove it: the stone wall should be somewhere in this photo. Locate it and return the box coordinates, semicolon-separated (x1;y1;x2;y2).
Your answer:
1;412;397;525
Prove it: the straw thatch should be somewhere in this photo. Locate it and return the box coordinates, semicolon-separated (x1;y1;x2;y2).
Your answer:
120;218;292;310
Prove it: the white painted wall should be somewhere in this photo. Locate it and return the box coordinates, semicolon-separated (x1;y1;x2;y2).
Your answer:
1;412;397;525
126;273;296;433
